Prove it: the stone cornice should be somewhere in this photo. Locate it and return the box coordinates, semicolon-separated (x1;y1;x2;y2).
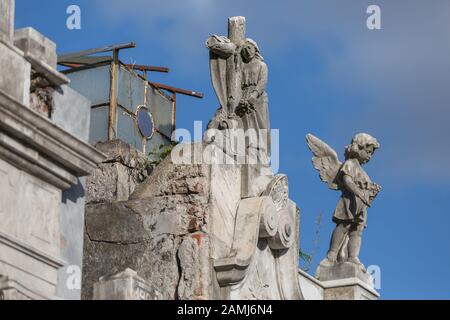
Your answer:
0;90;105;190
0;231;65;270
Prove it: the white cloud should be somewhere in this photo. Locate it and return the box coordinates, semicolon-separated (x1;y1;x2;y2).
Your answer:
93;0;450;184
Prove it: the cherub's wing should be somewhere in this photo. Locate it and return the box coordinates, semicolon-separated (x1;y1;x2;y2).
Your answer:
306;134;342;190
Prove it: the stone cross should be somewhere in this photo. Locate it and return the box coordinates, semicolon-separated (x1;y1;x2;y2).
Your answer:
226;16;246;115
0;0;14;45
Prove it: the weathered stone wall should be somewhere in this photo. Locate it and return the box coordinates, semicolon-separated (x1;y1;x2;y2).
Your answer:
82;141;306;300
83;141;213;300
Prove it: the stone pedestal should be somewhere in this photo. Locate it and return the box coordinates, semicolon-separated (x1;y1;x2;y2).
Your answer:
315;261;379;300
316;261;373;285
298;268;379;300
322;278;379;300
93;269;161;300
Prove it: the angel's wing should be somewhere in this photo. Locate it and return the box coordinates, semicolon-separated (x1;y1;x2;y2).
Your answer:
306;134;342;190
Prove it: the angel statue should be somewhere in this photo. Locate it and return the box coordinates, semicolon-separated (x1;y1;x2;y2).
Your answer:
306;133;381;270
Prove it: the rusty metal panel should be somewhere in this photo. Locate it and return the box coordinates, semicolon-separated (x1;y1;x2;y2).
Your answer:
117;65;145;113
65;65;111;106
147;85;174;139
89;105;109;144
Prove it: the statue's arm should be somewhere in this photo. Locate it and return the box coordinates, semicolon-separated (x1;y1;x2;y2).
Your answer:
206;35;236;58
342;175;370;207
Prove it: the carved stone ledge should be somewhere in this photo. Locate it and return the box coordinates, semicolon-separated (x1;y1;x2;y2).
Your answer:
0;90;105;189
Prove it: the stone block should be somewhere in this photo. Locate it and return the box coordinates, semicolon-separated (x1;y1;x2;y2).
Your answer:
0;0;14;45
13;27;68;86
14;27;57;69
316;261;373;286
0;41;30;106
322;278;379;300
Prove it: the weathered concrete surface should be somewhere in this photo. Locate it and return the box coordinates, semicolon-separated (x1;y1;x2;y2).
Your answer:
52;85;93;300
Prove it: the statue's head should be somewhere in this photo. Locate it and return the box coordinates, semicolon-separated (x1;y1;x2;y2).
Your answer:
344;133;380;164
241;38;264;62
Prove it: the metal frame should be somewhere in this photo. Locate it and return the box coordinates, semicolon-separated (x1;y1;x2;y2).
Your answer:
135;104;155;140
58;42;204;148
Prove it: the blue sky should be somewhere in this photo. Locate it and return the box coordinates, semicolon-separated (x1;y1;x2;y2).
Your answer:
15;0;450;299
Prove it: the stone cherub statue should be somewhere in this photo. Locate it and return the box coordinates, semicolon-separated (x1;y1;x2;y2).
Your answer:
306;133;381;271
